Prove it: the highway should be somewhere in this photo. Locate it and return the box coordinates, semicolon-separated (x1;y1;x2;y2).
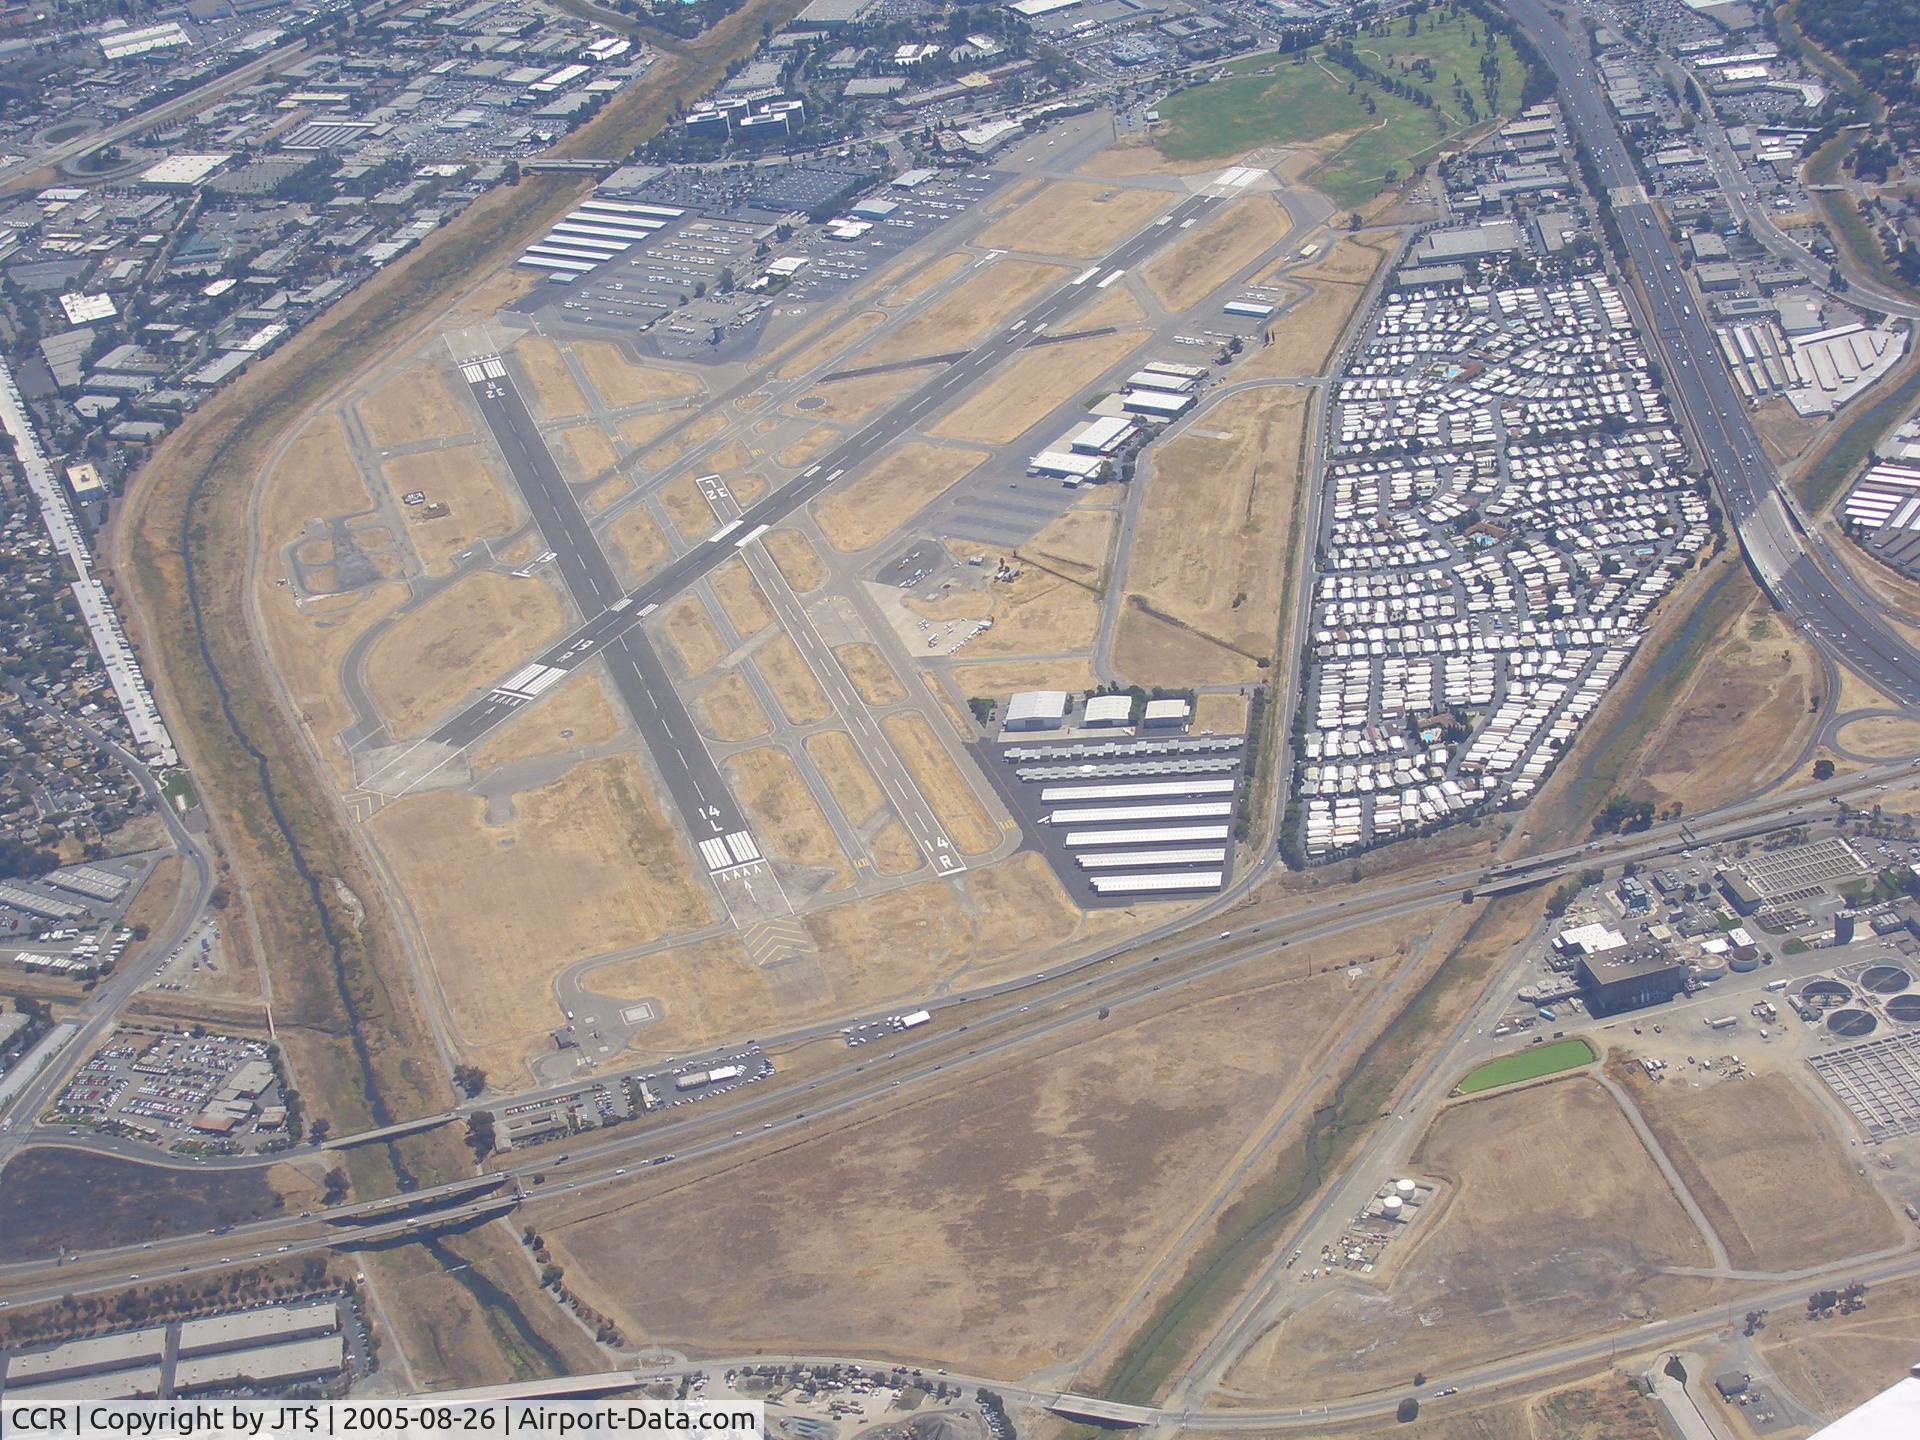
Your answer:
3;757;1910;1306
359;186;1235;816
1505;0;1920;706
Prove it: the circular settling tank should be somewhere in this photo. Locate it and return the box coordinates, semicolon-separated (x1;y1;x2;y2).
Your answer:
1862;964;1912;995
1827;1008;1878;1038
1886;994;1920;1024
1801;979;1851;1007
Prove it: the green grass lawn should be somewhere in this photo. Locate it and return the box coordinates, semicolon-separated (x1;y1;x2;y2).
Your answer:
1456;1037;1595;1094
159;771;199;810
1155;5;1524;208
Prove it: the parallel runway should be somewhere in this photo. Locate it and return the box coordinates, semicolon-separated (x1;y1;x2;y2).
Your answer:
1507;0;1920;706
374;185;1235;853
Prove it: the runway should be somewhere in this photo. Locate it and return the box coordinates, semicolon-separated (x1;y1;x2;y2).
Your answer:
1506;0;1920;706
456;356;757;872
373;185;1234;849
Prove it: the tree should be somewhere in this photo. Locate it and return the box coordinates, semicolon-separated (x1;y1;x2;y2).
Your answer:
1813;758;1836;781
1396;1398;1420;1423
307;1118;331;1145
452;1064;488;1098
322;1168;349;1205
466;1111;497;1160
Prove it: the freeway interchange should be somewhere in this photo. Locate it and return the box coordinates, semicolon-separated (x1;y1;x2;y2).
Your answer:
3;758;1913;1323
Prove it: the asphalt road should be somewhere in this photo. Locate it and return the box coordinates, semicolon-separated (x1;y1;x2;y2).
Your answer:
1506;0;1920;705
362;187;1233;811
4;758;1908;1307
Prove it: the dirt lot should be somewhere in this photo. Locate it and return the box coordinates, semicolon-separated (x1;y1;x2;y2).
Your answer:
693;669;768;744
975;180;1175;260
814;443;990;553
606;507;672;588
881;713;997;854
540;944;1392;1375
724;745;852;893
1078;136;1215;180
362;570;569;739
1113;386;1309;684
754;633;832;725
765;529;825;592
473;665;623;770
574;340;705;409
356;361;471;450
512;335;587;419
1225;1078;1720;1402
709;556;775;639
833;642;908;705
1616;1066;1903;1272
1612;579;1820;813
948;659;1101;702
853;259;1070;369
658;596;726;678
1759;1274;1920;1423
928;330;1147;446
369;753;711;1071
1020;505;1116;588
1142;194;1289;312
381;444;518;576
1320;1372;1665;1440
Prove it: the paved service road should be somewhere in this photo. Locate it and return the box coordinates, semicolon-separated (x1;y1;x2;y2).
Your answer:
364;188;1234;810
1506;0;1920;706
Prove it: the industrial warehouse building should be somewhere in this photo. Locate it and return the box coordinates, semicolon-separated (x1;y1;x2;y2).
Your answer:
1576;951;1688;1016
1005;690;1069;730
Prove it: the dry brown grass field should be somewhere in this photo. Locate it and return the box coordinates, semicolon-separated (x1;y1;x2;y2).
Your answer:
753;633;832;725
258;585;405;787
1019;506;1115;588
618;411;679;450
854;259;1070;368
1616;1067;1902;1272
1142;194;1289;311
772;307;889;381
511;335;587;419
804;728;888;828
606;507;672;588
724;745;852;892
948;658;1101;700
380;445;517;576
775;426;840;469
655;473;716;543
765;529;826;592
1113;386;1309;684
574;340;705;409
1193;692;1250;734
1225;1078;1719;1402
259;415;372;543
814;443;989;552
1760;1275;1920;1423
369;753;710;1071
694;670;771;744
880;713;996;854
658;596;726;678
975;180;1175;259
356;362;470;450
539;951;1396;1375
1611;580;1819;813
1836;713;1920;757
361;571;568;740
907;566;1101;659
884;252;973;307
832;642;908;706
1235;236;1386;381
472;666;623;770
708;557;775;639
786;366;927;427
556;425;617;483
927;330;1147;446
